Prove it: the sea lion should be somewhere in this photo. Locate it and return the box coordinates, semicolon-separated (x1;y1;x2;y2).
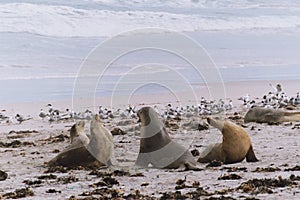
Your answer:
48;115;113;167
198;117;258;164
136;107;197;169
88;114;114;166
244;107;300;123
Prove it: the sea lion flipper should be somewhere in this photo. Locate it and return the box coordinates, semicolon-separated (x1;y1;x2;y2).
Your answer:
183;162;202;171
245;146;259;162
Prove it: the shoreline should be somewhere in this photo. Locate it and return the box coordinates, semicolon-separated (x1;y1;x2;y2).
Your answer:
1;79;299;116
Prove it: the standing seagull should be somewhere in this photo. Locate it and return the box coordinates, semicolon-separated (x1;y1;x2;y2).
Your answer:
39;109;47;120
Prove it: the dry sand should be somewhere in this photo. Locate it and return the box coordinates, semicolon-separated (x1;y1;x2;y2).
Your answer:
0;80;299;199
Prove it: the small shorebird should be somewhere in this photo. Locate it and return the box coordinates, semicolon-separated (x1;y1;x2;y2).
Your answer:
15;114;32;124
39;109;47;120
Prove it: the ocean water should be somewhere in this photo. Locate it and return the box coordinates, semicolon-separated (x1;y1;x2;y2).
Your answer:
1;0;300;103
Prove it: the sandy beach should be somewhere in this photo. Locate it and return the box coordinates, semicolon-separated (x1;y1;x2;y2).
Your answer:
0;80;299;199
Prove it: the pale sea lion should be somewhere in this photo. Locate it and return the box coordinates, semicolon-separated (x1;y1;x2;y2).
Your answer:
88;114;114;166
48;115;113;167
244;107;300;123
198;117;258;164
136;107;197;169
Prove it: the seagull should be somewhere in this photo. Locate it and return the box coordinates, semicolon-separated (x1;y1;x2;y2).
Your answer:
15;114;32;124
269;83;282;94
225;100;233;110
47;115;56;124
39;109;47;120
295;92;300;105
47;103;53;113
238;94;250;103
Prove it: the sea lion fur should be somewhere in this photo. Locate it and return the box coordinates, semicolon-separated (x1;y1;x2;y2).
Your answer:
136;106;197;169
198;117;258;164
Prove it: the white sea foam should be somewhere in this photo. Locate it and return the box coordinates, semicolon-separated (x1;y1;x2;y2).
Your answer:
86;0;300;10
0;2;300;37
1;0;300;103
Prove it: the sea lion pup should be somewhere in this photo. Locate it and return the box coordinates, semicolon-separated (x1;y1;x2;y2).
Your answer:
48;115;113;167
135;107;197;169
198;117;258;164
244;107;300;123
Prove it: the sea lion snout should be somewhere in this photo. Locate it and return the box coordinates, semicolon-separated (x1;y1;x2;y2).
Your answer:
207;117;226;131
93;114;101;122
137;109;142;122
137;107;153;126
207;117;211;124
77;121;85;128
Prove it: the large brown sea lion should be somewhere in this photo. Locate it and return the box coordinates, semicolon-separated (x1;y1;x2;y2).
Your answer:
244;107;300;123
48;114;113;167
136;107;197;169
198;117;258;164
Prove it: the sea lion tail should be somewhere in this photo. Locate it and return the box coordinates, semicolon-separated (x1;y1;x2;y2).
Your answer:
245;145;259;162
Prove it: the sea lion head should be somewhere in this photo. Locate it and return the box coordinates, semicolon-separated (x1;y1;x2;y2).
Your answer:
244;107;263;123
93;114;101;122
137;107;159;126
137;106;165;138
76;121;85;129
70;121;85;143
207;117;225;131
90;114;102;130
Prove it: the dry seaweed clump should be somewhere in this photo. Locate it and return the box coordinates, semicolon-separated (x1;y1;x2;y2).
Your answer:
79;189;155;200
23;179;43;186
90;176;119;188
204;196;236;200
57;175;79;184
111;127;126;135
3;187;34;199
88;169;143;178
123;190;156;200
206;160;223;167
160;187;212;199
44;165;98;173
237;176;297;194
160;191;190;199
252;167;281;172
218;174;242;180
222;167;248;172
79;188;121;199
0;140;35;148
284;165;300;171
